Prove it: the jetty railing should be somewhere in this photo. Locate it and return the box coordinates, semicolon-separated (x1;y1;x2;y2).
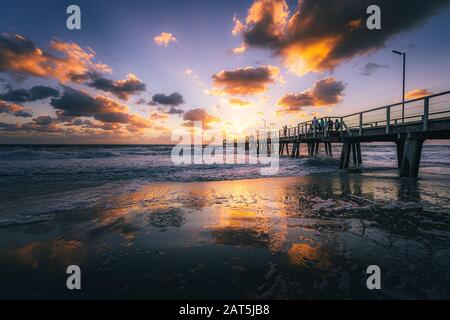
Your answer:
275;90;450;139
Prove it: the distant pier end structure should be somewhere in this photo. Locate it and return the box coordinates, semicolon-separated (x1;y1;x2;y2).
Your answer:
248;90;450;178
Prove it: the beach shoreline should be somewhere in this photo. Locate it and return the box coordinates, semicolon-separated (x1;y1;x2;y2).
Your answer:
1;170;449;299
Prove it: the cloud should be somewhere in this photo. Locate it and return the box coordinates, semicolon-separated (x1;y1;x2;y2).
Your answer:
154;32;177;46
49;86;152;132
151;92;184;106
150;112;169;120
86;73;146;100
231;43;248;54
14;110;33;118
234;0;449;75
182;108;220;130
405;88;433;99
50;86;121;117
228;98;252;107
33;115;54;125
211;65;280;96
0;85;59;102
277;77;346;114
0;115;67;134
0;100;24;114
0;99;33;118
360;62;388;76
0;33;111;82
183;69;204;86
165;107;184;115
232;15;245;36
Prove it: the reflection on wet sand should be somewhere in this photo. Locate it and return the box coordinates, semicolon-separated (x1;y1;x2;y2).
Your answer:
1;172;450;299
288;243;331;271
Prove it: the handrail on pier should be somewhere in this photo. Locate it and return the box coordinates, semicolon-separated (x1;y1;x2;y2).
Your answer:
273;90;450;139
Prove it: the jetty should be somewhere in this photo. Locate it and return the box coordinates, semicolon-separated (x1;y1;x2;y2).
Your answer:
248;91;450;178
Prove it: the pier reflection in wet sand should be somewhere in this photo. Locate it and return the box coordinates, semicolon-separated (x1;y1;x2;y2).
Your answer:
1;172;450;299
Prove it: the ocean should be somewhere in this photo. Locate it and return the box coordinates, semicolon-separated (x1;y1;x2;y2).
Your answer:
1;144;450;299
1;144;450;184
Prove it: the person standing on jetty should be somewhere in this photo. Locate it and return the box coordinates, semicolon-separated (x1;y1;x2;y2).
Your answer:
334;119;341;132
327;119;334;132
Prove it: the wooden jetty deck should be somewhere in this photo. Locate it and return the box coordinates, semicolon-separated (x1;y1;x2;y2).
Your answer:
251;90;450;178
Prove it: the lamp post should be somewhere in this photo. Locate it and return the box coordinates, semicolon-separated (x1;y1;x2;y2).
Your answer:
392;50;406;123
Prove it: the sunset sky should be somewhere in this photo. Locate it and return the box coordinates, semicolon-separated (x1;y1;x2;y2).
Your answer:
1;0;450;144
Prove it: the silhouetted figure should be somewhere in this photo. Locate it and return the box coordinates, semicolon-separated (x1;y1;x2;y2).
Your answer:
283;125;288;136
320;118;325;132
334;119;341;131
312;117;318;132
327;119;334;132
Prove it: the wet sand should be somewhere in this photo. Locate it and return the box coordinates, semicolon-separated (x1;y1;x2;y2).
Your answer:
1;172;450;299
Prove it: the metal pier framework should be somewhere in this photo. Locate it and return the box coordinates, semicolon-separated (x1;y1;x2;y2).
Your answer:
266;91;450;178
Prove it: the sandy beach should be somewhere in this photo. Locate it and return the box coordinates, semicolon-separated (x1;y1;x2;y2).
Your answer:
1;169;450;299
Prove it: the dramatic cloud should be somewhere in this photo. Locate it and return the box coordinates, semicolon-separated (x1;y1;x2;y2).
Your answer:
405;88;433;100
211;65;280;96
0;85;59;102
277;77;346;114
151;92;184;106
87;73;146;100
360;62;388;76
233;0;449;75
0;33;111;82
50;86;152;132
154;32;177;46
182;108;220;130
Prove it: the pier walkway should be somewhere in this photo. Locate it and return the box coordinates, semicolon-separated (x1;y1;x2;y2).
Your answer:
265;91;450;178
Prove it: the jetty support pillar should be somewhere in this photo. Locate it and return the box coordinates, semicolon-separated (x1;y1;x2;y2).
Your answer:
400;138;423;178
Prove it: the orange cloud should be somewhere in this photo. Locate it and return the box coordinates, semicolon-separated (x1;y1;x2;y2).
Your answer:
211;65;280;96
277;77;346;114
232;15;245;36
231;43;247;54
228;98;252;107
154;32;177;46
0;100;25;113
182;108;221;130
235;0;449;75
405;88;433;100
0;33;111;82
347;19;363;31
